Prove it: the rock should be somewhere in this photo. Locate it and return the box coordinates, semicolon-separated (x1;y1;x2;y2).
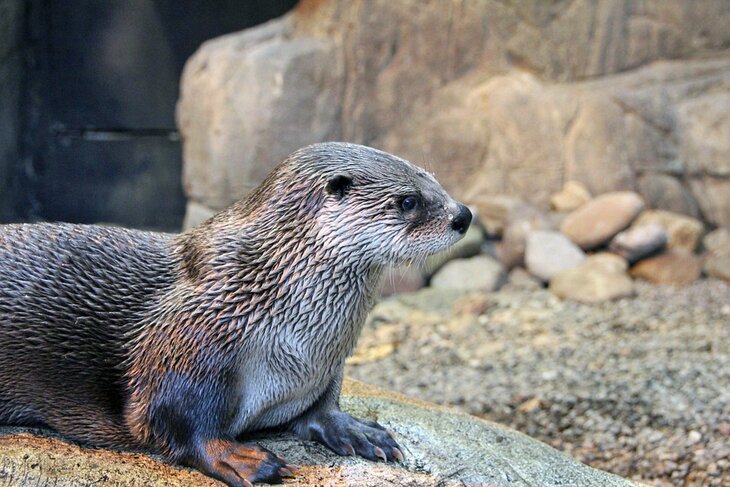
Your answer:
182;201;216;230
586;252;630;273
688;176;730;230
430;255;506;292
609;223;668;262
633;210;704;252
703;228;730;253
560;192;645;250
550;255;635;304
525;231;586;282
550;181;592;212
630;249;703;286
424;222;484;275
497;204;552;268
507;267;543;290
637;173;700;218
178;0;730;229
468;195;527;238
678;91;730;228
0;379;640;486
703;242;730;282
178;21;343;210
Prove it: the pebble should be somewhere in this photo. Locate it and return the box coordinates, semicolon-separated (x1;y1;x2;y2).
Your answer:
560;192;644;250
550;256;634;303
609;223;668;262
349;279;730;487
550;180;592;212
525;230;585;282
430;255;507;292
630;249;703;286
634;209;704;252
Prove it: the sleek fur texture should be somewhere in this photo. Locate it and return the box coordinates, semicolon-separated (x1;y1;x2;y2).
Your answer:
0;142;471;486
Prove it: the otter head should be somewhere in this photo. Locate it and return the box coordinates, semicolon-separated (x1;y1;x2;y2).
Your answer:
272;142;472;268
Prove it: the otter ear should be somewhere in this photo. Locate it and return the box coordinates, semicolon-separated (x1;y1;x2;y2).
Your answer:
325;175;352;199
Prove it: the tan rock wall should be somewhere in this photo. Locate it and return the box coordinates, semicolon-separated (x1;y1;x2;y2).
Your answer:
178;0;730;229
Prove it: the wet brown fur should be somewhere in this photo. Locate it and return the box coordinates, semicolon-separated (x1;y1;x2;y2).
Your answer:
0;142;471;485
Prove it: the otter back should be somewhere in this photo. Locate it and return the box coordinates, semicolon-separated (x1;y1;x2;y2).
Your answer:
0;223;173;445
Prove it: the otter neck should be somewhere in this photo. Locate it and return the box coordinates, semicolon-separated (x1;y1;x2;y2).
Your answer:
177;213;384;368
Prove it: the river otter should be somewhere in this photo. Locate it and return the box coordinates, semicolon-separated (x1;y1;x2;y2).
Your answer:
0;142;472;486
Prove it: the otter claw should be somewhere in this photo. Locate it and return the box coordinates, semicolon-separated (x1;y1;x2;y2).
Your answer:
393;448;404;462
243;480;253;487
374;446;387;462
279;467;294;477
344;444;356;456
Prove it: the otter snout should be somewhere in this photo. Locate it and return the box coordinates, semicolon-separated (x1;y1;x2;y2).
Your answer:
451;203;472;235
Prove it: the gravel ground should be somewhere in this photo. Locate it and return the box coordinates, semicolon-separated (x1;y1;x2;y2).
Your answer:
346;279;730;486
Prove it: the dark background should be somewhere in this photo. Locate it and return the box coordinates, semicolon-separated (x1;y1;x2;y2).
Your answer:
3;0;296;230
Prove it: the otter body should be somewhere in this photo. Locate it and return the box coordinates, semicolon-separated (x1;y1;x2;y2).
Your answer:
0;143;471;486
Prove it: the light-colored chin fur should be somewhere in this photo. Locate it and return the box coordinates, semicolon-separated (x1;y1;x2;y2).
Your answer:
386;229;466;268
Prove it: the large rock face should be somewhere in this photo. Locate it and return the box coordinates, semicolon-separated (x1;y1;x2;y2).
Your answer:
178;0;730;229
0;380;637;486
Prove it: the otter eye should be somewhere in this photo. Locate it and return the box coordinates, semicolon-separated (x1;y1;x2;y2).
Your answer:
401;196;420;212
326;175;352;199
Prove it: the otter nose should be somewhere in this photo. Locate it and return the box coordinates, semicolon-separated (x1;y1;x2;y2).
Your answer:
451;204;472;235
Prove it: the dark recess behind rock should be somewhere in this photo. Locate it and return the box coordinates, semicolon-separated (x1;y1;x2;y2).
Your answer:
2;0;297;231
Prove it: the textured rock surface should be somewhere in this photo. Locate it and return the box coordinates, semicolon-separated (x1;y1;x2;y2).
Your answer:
704;242;730;282
609;223;668;262
630;249;703;286
470;195;527;238
560;192;645;250
497;204;552;268
549;254;634;303
634;209;705;252
178;0;730;229
178;21;343;209
703;228;730;253
550;181;591;212
430;255;506;292
525;231;585;282
348;281;730;486
0;380;636;487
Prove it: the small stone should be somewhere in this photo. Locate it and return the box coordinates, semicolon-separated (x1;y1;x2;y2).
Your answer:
703;228;730;253
497;204;553;268
468;195;527;237
550;258;634;304
560;192;645;250
508;267;543;290
584;253;629;273
630;249;703;286
451;294;495;316
182;201;217;230
703;242;730;283
518;397;542;413
550;181;592;212
633;210;704;252
525;231;586;282
609;223;668;262
430;255;507;292
687;430;702;446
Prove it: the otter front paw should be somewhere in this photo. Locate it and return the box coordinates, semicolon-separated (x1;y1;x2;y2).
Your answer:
305;411;404;462
198;439;296;487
